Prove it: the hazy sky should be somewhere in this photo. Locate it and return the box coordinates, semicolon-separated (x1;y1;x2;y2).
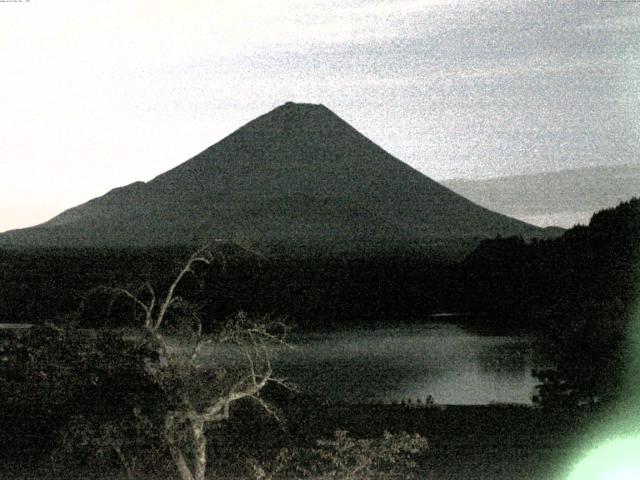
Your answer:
1;0;639;232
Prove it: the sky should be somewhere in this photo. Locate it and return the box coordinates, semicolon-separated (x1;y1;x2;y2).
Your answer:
1;0;639;232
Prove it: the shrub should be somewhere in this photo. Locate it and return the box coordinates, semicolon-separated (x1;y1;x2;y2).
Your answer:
0;324;167;478
251;430;428;480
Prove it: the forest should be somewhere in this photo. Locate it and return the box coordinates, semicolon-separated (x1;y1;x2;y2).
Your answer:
2;199;637;330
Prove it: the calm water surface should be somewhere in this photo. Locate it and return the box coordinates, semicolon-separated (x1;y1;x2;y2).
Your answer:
2;322;546;405
274;323;547;405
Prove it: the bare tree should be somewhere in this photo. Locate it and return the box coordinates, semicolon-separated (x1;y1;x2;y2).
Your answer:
111;247;290;480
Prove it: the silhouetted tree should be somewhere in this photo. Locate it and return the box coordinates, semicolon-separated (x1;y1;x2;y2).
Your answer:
108;247;290;480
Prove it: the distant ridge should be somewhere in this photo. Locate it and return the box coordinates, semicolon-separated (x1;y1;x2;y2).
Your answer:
0;102;554;251
444;164;640;228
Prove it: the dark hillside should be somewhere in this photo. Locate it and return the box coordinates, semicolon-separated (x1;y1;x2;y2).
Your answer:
459;197;640;320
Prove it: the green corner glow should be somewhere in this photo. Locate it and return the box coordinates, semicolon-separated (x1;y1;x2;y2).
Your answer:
568;437;640;480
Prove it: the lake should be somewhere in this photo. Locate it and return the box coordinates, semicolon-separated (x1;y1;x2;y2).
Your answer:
2;321;546;405
274;323;548;405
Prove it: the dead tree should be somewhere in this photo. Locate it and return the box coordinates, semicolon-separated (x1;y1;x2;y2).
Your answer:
112;247;289;480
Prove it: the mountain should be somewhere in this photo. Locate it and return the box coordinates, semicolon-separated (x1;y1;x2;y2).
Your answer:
444;164;640;228
0;102;553;251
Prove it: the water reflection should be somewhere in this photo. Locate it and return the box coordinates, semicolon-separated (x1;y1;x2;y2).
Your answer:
274;324;546;405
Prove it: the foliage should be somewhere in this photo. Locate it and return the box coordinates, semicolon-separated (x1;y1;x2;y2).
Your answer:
250;430;428;480
461;197;640;319
462;198;640;407
532;313;627;408
0;324;167;477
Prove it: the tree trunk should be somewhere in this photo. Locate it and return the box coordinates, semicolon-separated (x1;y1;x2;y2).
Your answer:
166;413;196;480
114;446;135;480
169;443;196;480
193;418;208;480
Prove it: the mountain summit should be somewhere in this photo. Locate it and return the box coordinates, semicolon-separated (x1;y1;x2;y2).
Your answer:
0;102;551;250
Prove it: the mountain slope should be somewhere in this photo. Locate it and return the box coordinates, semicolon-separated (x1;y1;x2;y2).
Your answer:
0;102;551;250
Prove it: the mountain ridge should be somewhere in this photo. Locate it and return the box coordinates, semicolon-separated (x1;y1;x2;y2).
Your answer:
443;163;640;228
0;102;553;251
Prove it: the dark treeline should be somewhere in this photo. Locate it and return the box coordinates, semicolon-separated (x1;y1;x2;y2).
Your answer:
458;197;639;324
1;245;461;329
1;199;638;334
458;198;639;407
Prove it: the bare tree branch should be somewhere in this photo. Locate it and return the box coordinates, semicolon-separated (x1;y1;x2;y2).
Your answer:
102;246;290;480
156;247;212;330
